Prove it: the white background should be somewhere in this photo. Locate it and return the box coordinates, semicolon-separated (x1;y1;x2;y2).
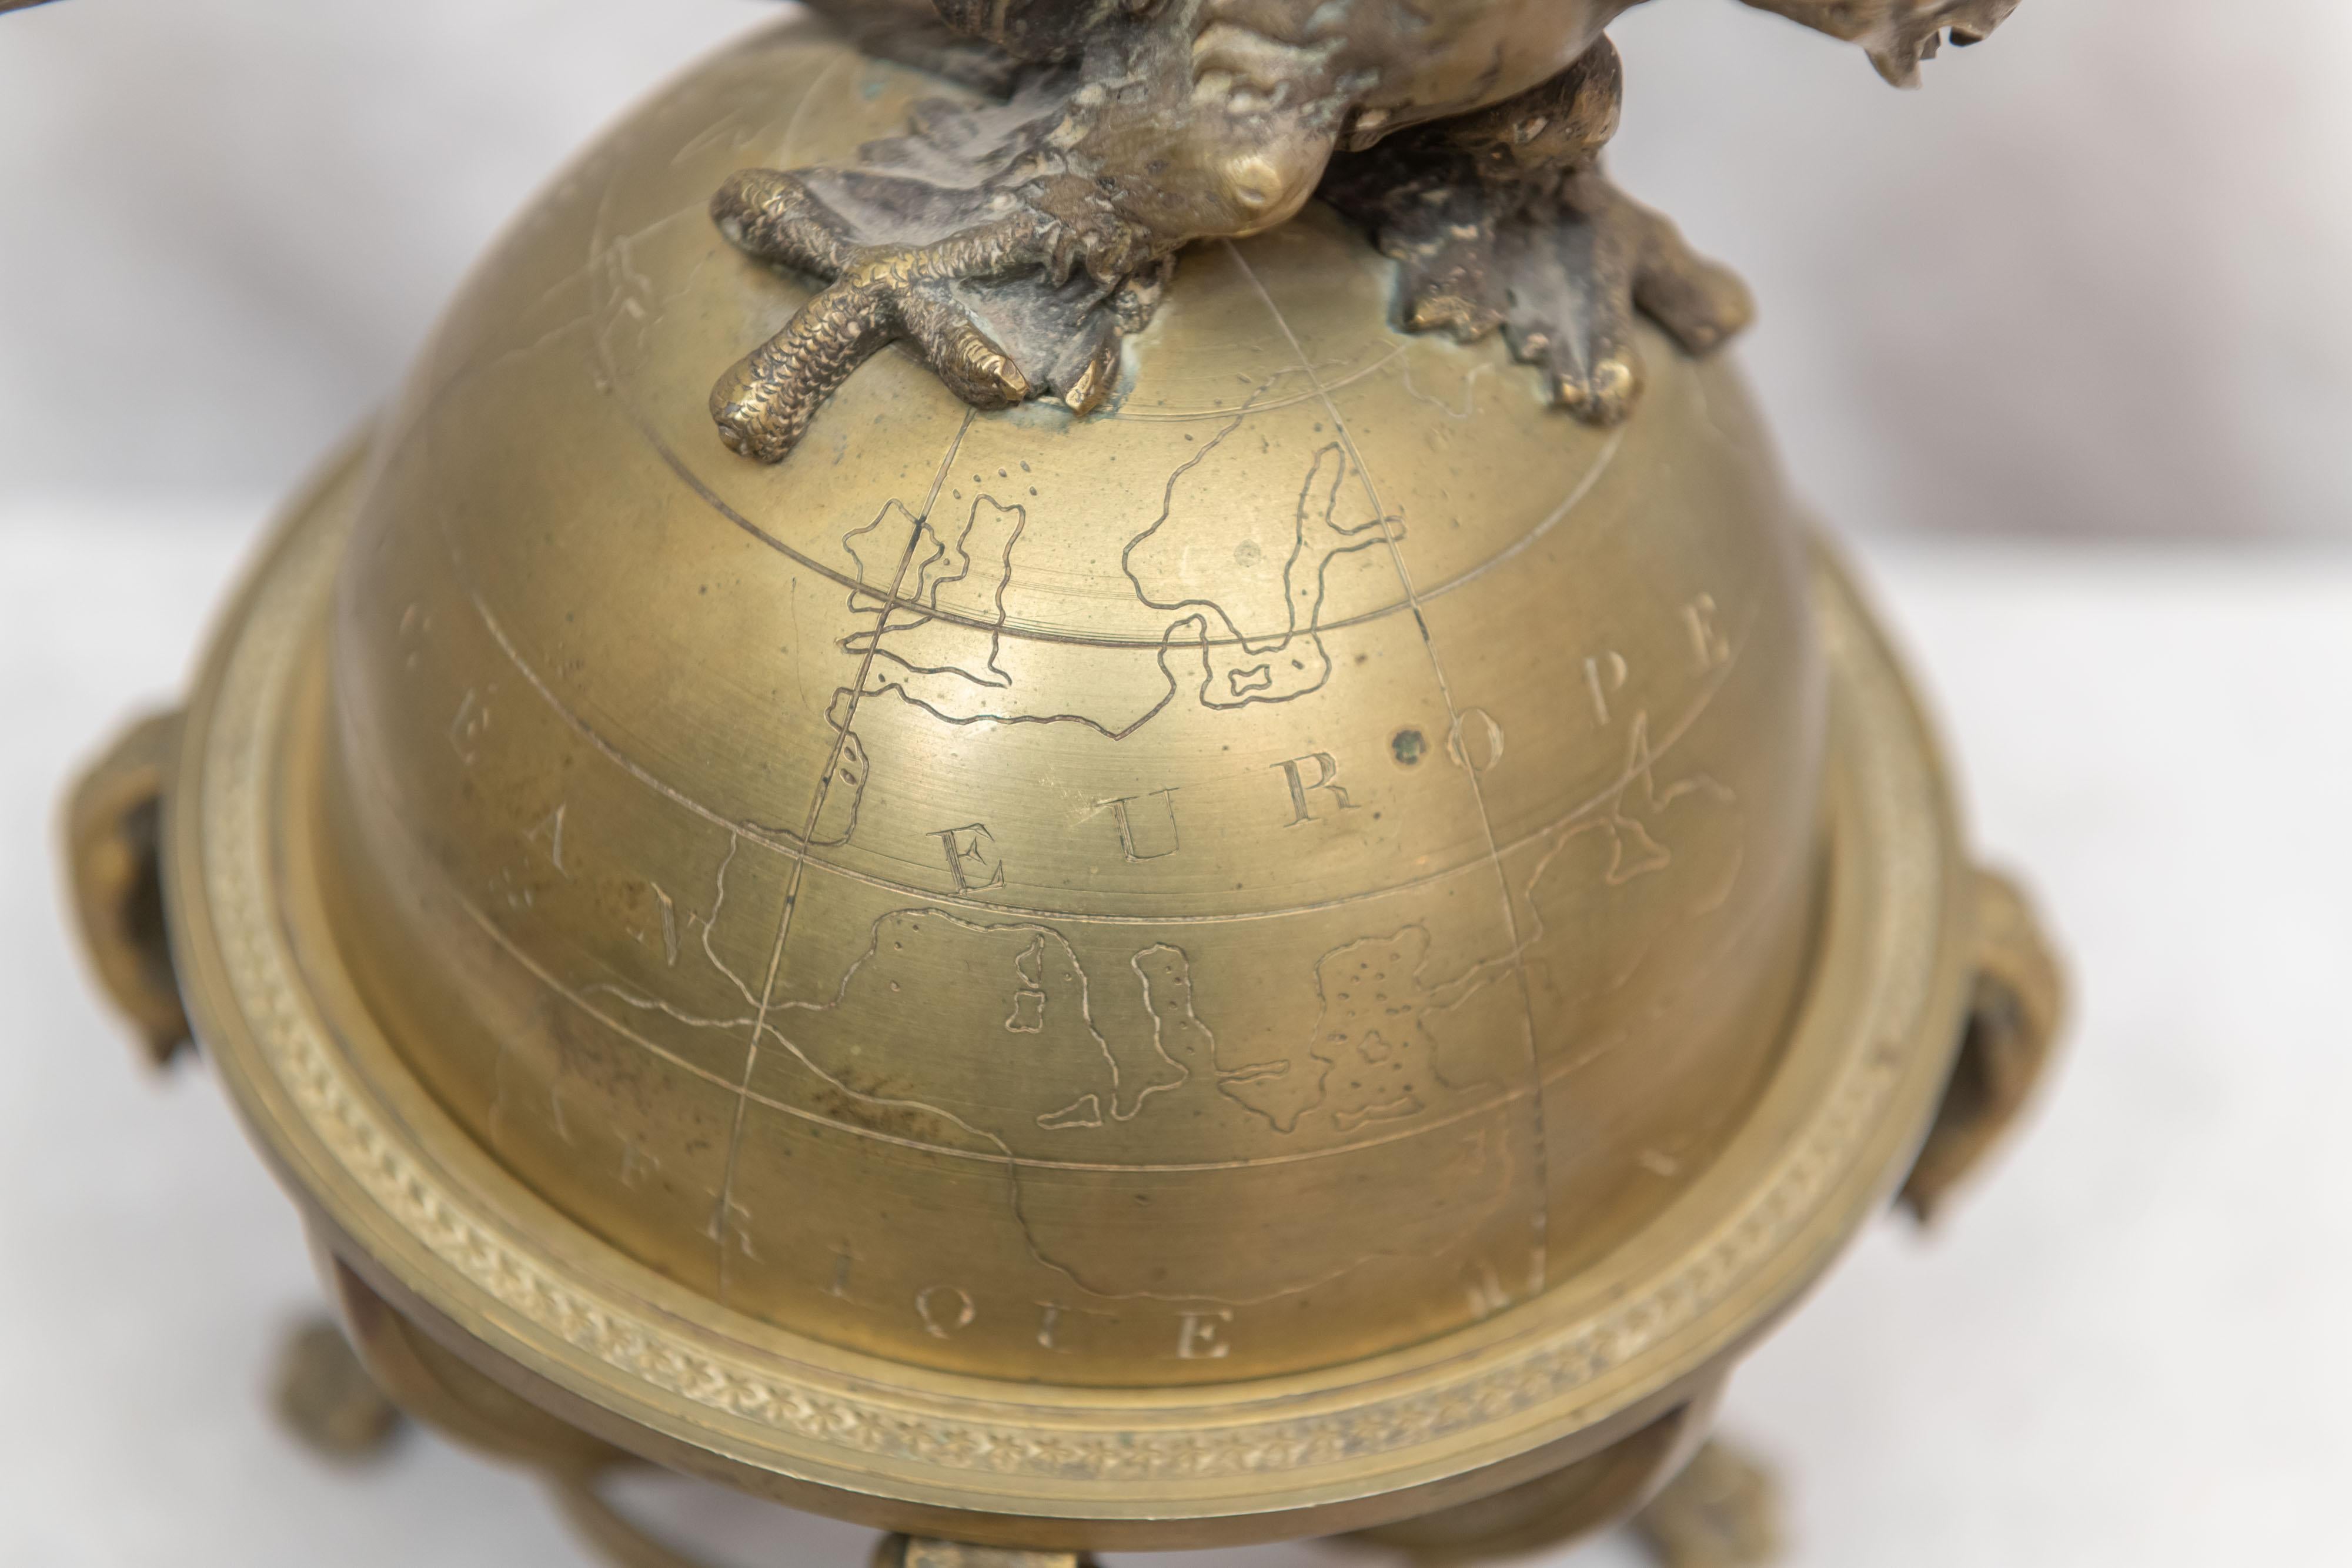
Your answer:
4;0;2352;538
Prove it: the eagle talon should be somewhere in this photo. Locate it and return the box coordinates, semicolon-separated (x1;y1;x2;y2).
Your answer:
710;155;1150;460
1324;39;1751;429
1507;190;1752;428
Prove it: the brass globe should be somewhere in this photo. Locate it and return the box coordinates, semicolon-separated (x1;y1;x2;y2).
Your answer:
326;22;1823;1388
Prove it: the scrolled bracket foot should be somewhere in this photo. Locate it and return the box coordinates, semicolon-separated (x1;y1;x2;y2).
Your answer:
877;1537;1093;1568
1902;866;2067;1224
63;708;191;1068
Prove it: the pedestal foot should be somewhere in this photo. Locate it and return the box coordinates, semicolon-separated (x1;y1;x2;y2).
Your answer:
270;1314;404;1462
1629;1440;1780;1568
875;1539;1091;1568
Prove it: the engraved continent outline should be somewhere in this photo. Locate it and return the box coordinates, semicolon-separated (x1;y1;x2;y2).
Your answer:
822;417;1395;741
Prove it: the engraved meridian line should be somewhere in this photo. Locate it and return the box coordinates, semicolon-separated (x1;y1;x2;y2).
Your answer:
1223;240;1555;1299
713;410;979;1293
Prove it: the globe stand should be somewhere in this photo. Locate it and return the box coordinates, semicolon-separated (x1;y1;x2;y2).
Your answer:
72;671;2056;1568
266;1306;1782;1568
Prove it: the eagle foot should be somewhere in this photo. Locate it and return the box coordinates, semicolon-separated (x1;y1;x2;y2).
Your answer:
709;168;1145;463
1499;173;1754;426
1345;165;1753;428
1323;40;1752;428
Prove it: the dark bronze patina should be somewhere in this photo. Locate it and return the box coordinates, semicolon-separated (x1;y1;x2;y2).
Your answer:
709;0;2019;461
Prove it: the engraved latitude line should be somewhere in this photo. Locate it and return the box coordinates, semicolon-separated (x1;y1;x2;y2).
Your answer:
837;489;1182;740
454;883;1576;1180
576;174;1621;665
567;57;1629;671
443;503;1744;935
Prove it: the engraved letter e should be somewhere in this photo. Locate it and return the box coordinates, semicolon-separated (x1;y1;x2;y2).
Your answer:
1177;1309;1233;1360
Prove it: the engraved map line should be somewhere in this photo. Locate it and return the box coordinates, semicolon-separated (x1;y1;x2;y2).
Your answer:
1224;239;1552;1300
849;415;1402;737
1118;417;1391;649
839;498;1193;742
452;875;1546;1179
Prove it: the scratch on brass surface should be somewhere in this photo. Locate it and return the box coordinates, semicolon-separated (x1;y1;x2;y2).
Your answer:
1395;351;1492;420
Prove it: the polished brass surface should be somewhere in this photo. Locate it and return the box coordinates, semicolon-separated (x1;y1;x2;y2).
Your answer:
323;16;1827;1390
56;9;2064;1564
708;0;2019;460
